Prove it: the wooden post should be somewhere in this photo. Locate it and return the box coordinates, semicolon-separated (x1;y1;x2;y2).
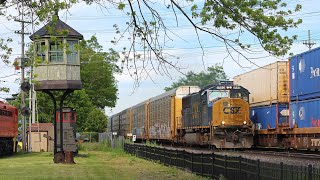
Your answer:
145;145;147;158
183;150;186;169
201;153;203;176
224;155;227;178
257;159;260;180
176;149;179;167
211;153;215;179
191;152;193;173
308;164;312;180
169;150;172;166
280;162;283;180
239;156;242;178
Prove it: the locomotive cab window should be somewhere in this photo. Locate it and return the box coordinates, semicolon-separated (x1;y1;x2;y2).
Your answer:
230;90;249;102
207;90;229;103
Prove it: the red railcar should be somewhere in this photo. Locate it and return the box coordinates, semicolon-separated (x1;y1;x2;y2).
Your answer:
0;101;18;155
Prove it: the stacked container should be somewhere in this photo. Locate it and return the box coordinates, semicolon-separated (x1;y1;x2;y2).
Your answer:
289;47;320;129
234;61;289;130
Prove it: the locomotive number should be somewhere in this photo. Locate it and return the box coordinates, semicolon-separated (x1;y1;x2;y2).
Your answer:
223;107;241;114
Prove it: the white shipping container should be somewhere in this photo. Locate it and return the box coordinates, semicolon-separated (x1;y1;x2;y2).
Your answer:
233;61;289;107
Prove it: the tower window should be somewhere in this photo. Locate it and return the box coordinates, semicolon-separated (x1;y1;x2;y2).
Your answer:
49;41;63;63
35;41;46;62
67;40;78;64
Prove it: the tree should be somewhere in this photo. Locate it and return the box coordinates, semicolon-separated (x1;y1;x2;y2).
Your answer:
0;0;302;85
164;64;227;91
66;89;108;132
0;37;12;64
80;36;121;109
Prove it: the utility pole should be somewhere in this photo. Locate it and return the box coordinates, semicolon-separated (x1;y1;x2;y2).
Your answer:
14;1;31;152
303;30;316;50
29;60;36;152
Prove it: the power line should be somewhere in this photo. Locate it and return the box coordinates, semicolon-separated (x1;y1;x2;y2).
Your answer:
0;73;20;79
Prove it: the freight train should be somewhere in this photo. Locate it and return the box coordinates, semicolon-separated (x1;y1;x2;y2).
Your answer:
109;82;254;149
0;101;18;156
234;47;320;150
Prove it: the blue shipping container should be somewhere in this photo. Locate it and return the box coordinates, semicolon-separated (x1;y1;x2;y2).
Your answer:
250;104;289;130
290;98;320;128
290;47;320;101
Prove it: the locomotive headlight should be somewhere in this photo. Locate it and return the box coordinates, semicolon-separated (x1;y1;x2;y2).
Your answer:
222;121;225;125
243;121;247;125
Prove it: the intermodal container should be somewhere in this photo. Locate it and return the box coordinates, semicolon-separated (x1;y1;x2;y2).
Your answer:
290;98;320;128
250;104;289;130
290;47;320;101
234;61;289;107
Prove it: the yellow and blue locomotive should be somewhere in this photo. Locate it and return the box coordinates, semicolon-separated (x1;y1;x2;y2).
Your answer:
177;81;253;149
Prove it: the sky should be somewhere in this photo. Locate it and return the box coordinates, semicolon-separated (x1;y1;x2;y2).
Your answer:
1;0;320;116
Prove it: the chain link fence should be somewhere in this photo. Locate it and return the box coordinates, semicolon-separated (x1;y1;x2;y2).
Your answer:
98;133;125;149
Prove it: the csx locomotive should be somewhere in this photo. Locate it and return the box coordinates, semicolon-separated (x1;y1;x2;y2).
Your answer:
177;81;253;148
109;81;253;149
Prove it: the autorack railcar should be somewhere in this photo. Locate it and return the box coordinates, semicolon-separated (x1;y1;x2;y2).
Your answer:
147;86;201;141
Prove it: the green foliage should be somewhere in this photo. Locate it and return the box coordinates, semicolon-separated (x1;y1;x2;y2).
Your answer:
67;89;108;132
80;36;121;109
78;141;124;154
118;3;125;10
191;0;302;56
0;87;9;93
0;37;13;64
145;140;159;147
164;64;228;91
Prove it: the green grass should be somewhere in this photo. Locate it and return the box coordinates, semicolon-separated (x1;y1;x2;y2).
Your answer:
0;144;205;180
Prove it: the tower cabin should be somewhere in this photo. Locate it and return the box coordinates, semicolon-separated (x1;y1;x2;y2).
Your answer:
30;18;83;90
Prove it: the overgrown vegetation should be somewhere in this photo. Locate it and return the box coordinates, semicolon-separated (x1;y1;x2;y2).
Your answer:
78;141;124;154
145;140;160;147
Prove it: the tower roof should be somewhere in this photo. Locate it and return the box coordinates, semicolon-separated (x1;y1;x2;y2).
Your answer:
30;18;83;40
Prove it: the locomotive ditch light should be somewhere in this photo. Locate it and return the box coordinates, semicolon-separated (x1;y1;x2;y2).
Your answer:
243;121;247;125
221;121;225;125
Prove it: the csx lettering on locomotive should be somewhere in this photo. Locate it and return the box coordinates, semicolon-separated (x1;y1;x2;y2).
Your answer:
223;107;241;114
